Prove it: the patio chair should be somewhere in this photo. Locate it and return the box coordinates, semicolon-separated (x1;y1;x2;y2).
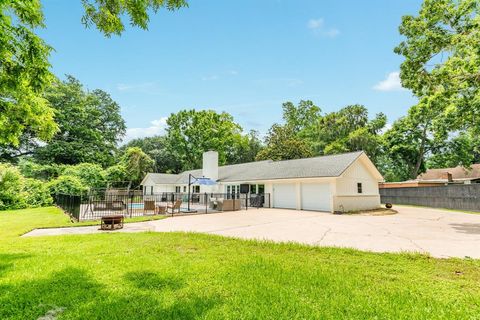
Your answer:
111;200;126;211
218;199;241;211
92;201;108;211
167;200;182;216
144;200;156;213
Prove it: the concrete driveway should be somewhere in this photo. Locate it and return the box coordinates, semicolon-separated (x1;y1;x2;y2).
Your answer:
24;206;480;258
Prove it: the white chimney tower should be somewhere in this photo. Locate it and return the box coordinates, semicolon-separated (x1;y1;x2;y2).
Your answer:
202;151;219;181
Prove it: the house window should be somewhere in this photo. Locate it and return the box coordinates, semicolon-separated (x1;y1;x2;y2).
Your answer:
150;186;153;195
258;184;265;194
175;186;181;193
250;184;256;194
143;186;146;194
183;186;187;192
357;183;363;194
193;186;200;193
226;185;240;198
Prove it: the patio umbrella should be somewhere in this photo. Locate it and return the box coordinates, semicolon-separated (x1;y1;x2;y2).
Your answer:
188;174;217;211
191;177;217;185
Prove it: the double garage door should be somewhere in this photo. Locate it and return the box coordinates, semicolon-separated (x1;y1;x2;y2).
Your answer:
273;182;331;212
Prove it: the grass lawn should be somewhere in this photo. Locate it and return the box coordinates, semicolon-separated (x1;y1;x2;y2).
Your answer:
1;207;479;319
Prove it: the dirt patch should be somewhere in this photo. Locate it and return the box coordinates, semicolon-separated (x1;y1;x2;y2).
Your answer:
346;208;398;216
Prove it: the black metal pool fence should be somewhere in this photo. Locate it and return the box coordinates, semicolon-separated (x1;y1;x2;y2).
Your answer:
55;191;271;221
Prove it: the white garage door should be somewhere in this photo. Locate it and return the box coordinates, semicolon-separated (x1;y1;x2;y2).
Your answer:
273;183;296;209
301;183;332;212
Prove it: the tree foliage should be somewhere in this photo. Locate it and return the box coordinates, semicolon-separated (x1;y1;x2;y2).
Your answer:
120;147;154;186
23;178;53;208
0;163;52;210
0;1;57;147
282;100;321;133
165;110;249;170
0;0;187;149
33;76;126;166
81;0;188;36
312;105;386;161
395;0;480;134
120;135;181;173
18;159;60;181
47;175;88;196
256;124;313;161
62;163;106;189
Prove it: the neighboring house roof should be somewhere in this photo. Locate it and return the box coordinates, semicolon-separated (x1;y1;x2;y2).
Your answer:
417;164;480;181
142;151;381;185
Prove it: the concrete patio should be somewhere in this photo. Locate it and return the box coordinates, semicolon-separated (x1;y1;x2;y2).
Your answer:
23;206;480;259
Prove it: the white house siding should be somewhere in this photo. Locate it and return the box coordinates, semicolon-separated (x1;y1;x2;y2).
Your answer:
333;158;380;212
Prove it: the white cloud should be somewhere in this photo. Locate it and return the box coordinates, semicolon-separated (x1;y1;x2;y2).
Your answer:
307;18;340;38
308;18;324;29
373;71;405;91
123;117;168;143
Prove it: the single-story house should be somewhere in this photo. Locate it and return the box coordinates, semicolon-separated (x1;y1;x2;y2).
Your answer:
141;150;384;213
379;164;480;189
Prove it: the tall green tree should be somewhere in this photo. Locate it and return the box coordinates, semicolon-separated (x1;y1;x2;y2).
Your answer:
32;76;126;166
120;147;154;186
228;130;264;164
395;0;480;134
427;131;480;169
120;135;182;173
255;124;313;161
165;109;248;170
0;0;187;147
282;100;321;133
304;105;386;161
381;101;446;180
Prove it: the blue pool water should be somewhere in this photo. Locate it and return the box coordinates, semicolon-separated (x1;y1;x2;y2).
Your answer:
129;203;144;209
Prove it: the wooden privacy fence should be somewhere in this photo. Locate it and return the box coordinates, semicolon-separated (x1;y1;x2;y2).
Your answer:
379;184;480;212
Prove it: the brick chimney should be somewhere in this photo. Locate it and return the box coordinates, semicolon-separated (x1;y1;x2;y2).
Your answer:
441;172;453;182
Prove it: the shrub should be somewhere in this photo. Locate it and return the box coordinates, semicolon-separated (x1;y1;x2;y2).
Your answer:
23;178;53;208
62;163;106;189
18;159;60;181
47;175;88;196
104;164;127;185
0;164;26;210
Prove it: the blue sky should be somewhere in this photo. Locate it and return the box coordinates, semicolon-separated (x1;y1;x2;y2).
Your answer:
39;0;421;142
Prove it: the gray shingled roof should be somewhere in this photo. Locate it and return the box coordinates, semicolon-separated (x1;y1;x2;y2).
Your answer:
143;151;364;184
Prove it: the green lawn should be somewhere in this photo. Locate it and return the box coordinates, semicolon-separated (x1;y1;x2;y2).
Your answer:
1;207;479;319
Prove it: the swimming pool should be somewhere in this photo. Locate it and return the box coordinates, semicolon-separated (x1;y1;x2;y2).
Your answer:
129;203;144;209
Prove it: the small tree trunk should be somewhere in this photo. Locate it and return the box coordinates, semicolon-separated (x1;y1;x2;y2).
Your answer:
411;126;428;179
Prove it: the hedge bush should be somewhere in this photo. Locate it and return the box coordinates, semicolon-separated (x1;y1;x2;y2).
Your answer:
47;175;88;196
0;164;53;210
23;178;53;208
0;164;25;210
62;163;106;190
18;159;61;181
